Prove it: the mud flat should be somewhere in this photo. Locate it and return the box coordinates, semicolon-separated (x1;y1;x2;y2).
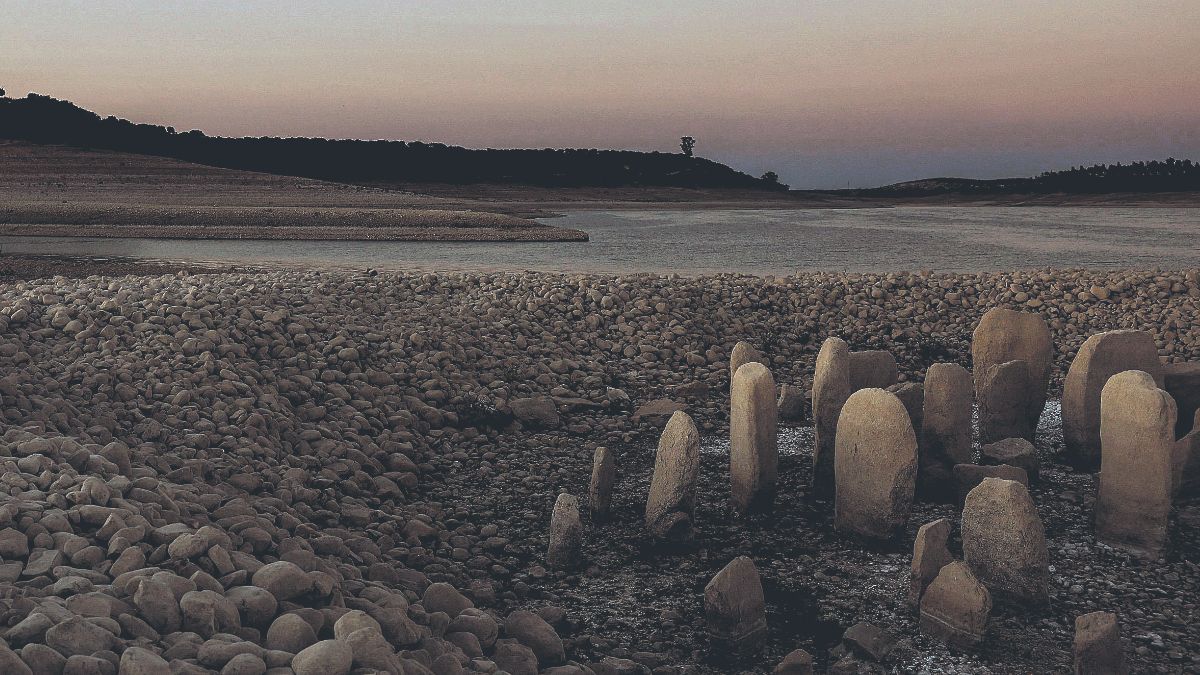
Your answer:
0;268;1196;674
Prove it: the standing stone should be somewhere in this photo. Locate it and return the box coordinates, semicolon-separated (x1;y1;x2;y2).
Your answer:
1097;370;1176;557
645;411;700;541
1063;330;1163;469
703;556;767;653
972;308;1053;438
834;389;918;540
953;463;1029;503
588;447;616;521
1073;611;1128;675
731;362;778;514
848;350;899;390
978;360;1037;443
920;363;973;500
981;437;1040;482
776;383;807;422
1163;362;1200;439
546;493;583;570
1178;419;1200;496
729;341;765;385
812;338;854;495
887;382;925;433
909;519;952;606
961;478;1049;605
919;561;991;649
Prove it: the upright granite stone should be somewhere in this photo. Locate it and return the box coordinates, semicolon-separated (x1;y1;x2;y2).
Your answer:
645;411;701;541
972;308;1052;439
1073;611;1128;675
1178;416;1200;496
961;478;1049;606
776;383;807;422
919;561;991;650
1063;330;1163;469
978;360;1037;443
588;446;616;521
546;493;583;570
849;351;899;390
703;556;767;653
730;341;766;385
887;382;925;433
1163;362;1200;439
812;338;854;494
1097;370;1176;557
731;362;778;514
920;363;973;500
909;519;953;606
834;388;918;540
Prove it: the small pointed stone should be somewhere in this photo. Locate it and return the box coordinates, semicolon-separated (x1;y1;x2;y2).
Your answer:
703;556;767;653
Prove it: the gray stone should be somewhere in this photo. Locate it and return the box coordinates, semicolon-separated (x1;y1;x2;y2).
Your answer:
546;493;583;570
812;337;854;495
909;518;952;606
834;388;917;540
1164;362;1200;439
981;437;1040;481
645;411;700;541
919;363;973;500
978;360;1037;444
251;560;312;601
730;362;778;514
729;341;765;385
972;307;1053;438
264;612;318;654
962;478;1049;606
1073;611;1128;675
118;647;170;675
291;640;352;675
588;446;616;521
776;383;807;422
44;616;117;657
919;561;991;649
703;556;767;653
504;610;565;667
509;396;560;429
953;463;1029;503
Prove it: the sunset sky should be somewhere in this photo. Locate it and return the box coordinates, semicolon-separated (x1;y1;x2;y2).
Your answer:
3;1;1198;188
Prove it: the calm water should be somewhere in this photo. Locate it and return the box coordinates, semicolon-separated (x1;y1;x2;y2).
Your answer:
1;207;1197;275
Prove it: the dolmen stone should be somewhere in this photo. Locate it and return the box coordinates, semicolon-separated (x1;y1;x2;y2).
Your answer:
731;362;778;514
1163;361;1200;439
730;341;766;385
909;519;953;606
887;381;925;433
1097;370;1176;557
919;363;973;500
546;493;583;570
919;561;991;650
962;478;1049;606
981;437;1040;482
848;350;899;390
645;411;700;541
953;463;1029;503
1073;611;1128;675
1063;330;1163;469
834;388;917;540
1178;415;1200;496
972;308;1053;442
978;360;1038;444
703;556;767;653
776;383;807;422
589;446;616;521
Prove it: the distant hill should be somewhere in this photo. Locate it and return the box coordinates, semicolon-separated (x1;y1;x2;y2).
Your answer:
0;93;785;191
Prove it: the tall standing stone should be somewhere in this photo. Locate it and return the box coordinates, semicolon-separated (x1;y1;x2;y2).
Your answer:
919;561;991;650
972;308;1053;439
588;447;616;521
812;338;854;495
730;341;765;385
1097;370;1176;557
834;388;918;540
909;519;952;606
961;478;1049;606
919;363;973;500
731;362;778;514
703;556;767;653
1073;611;1128;675
546;493;583;570
978;360;1036;444
1063;330;1163;469
645;411;700;541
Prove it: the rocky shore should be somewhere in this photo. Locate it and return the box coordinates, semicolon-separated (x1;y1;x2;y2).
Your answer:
0;267;1197;674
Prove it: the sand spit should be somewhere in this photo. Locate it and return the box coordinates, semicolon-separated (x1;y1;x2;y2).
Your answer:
0;268;1196;674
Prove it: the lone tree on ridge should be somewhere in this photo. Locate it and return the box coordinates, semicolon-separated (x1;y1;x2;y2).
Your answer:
680;136;695;157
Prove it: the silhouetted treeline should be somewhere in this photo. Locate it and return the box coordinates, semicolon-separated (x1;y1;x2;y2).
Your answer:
0;93;786;190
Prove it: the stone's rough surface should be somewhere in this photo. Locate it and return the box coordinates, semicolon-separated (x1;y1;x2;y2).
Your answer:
1163;362;1200;439
588;446;617;520
887;382;925;435
1097;370;1176;557
909;519;953;606
848;350;899;391
546;493;583;570
813;337;854;493
730;362;779;514
251;560;311;601
509;396;561;428
292;639;353;675
981;437;1040;481
776;383;808;422
773;649;815;674
919;561;991;649
1179;418;1200;496
703;556;767;653
978;360;1037;443
953;464;1030;503
632;398;688;424
504;610;566;667
972;307;1053;439
962;478;1050;606
919;363;973;499
1063;330;1163;468
834;388;918;540
1074;611;1128;675
729;341;765;383
645;411;701;541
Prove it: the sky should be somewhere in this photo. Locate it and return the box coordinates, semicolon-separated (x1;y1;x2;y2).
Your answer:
2;1;1199;188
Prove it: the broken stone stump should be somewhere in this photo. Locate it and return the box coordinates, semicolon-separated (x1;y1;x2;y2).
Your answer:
645;411;700;541
962;478;1049;606
978;360;1037;444
703;556;767;653
546;493;582;570
842;622;896;662
834;388;917;540
777;383;808;423
1097;370;1176;557
981;437;1040;482
588;446;616;521
919;561;991;650
1073;611;1128;675
731;362;779;514
972;307;1053;437
919;363;973;501
813;337;854;495
773;649;814;674
909;518;952;607
1063;330;1163;469
730;341;766;385
953;463;1029;503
